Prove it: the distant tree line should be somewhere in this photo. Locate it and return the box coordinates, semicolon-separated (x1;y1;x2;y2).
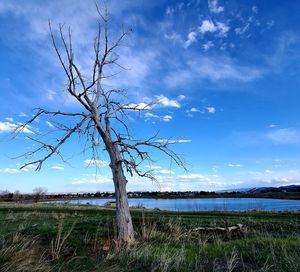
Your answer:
1;187;300;203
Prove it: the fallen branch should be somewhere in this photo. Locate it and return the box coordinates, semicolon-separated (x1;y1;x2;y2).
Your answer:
192;224;246;239
192;223;243;232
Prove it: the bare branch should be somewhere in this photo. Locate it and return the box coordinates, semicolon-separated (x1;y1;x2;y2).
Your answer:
20;116;89;171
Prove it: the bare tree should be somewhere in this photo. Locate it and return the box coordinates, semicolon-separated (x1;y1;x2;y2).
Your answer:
16;7;185;244
33;187;48;202
13;190;21;202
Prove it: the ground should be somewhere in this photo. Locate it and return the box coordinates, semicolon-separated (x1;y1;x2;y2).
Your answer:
0;203;299;271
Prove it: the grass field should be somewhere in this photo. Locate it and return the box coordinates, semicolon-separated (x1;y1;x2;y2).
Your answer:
0;203;299;271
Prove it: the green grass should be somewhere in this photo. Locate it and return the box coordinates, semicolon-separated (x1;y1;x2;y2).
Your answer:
0;203;299;271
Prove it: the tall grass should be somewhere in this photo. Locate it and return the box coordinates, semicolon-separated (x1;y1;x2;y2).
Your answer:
0;232;50;272
0;204;299;271
50;218;76;260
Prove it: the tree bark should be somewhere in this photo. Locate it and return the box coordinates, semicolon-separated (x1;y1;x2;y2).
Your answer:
110;161;135;244
103;132;135;244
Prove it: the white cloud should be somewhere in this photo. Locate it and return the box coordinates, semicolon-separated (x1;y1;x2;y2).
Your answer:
46;121;54;128
206;106;216;113
0;168;21;174
157;169;175;175
144;112;173;122
178;173;212;182
177;95;186;100
145;112;159;119
0;121;34;134
21;164;35;172
208;0;224;14
51;165;64;171
155;95;181;108
162;115;172;122
166;6;174;16
177;139;192;143
71;176;112;185
236;169;300;188
234;128;300;147
203;41;214;51
198;20;229;37
184;31;197;48
116;49;156;89
186;107;201;117
18;112;28;117
164;32;182;43
227;163;243;168
47;90;57;101
199;20;217;34
216;22;230;37
190;108;200;112
269;124;279;128
5;117;13;122
124;103;152;110
145;165;162;170
157;139;192;144
252;6;258;14
165;55;262;88
84;159;109;167
266;128;300;144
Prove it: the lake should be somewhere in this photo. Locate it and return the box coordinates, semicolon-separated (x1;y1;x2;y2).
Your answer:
56;197;300;211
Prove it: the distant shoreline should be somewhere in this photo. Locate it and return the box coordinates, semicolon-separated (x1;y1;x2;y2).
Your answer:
1;191;300;204
40;192;300;201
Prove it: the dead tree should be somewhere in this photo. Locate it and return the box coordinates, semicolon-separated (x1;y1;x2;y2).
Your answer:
15;7;185;244
33;187;48;202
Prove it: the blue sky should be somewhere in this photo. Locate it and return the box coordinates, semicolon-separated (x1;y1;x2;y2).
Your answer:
1;0;300;193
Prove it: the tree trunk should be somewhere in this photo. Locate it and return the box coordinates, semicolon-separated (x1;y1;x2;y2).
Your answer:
96;125;135;245
110;161;135;245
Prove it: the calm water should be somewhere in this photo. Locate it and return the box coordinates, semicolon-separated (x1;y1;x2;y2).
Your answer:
56;198;300;211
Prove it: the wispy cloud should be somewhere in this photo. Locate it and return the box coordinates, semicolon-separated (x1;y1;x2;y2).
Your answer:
145;165;162;170
157;169;175;175
51;165;64;171
165;55;263;88
203;41;214;51
0;121;34;134
21;165;35;172
84;159;109;167
227;163;243;168
155;95;181;108
71;175;112;185
206;107;216;113
234;128;300;146
124;102;152;110
18;112;28;117
144;112;173;122
184;31;197;48
0;168;21;174
208;0;224;14
157;139;192;144
46;121;54;128
266;128;300;144
198;20;229;37
5;117;13;122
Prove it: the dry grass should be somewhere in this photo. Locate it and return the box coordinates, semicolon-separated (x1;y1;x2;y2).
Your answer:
0;232;50;272
50;218;76;260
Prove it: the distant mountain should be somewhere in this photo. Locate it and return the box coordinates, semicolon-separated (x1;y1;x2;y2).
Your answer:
248;184;300;193
218;184;300;193
217;188;253;193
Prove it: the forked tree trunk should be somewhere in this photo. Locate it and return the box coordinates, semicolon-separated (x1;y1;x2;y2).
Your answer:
110;161;135;244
